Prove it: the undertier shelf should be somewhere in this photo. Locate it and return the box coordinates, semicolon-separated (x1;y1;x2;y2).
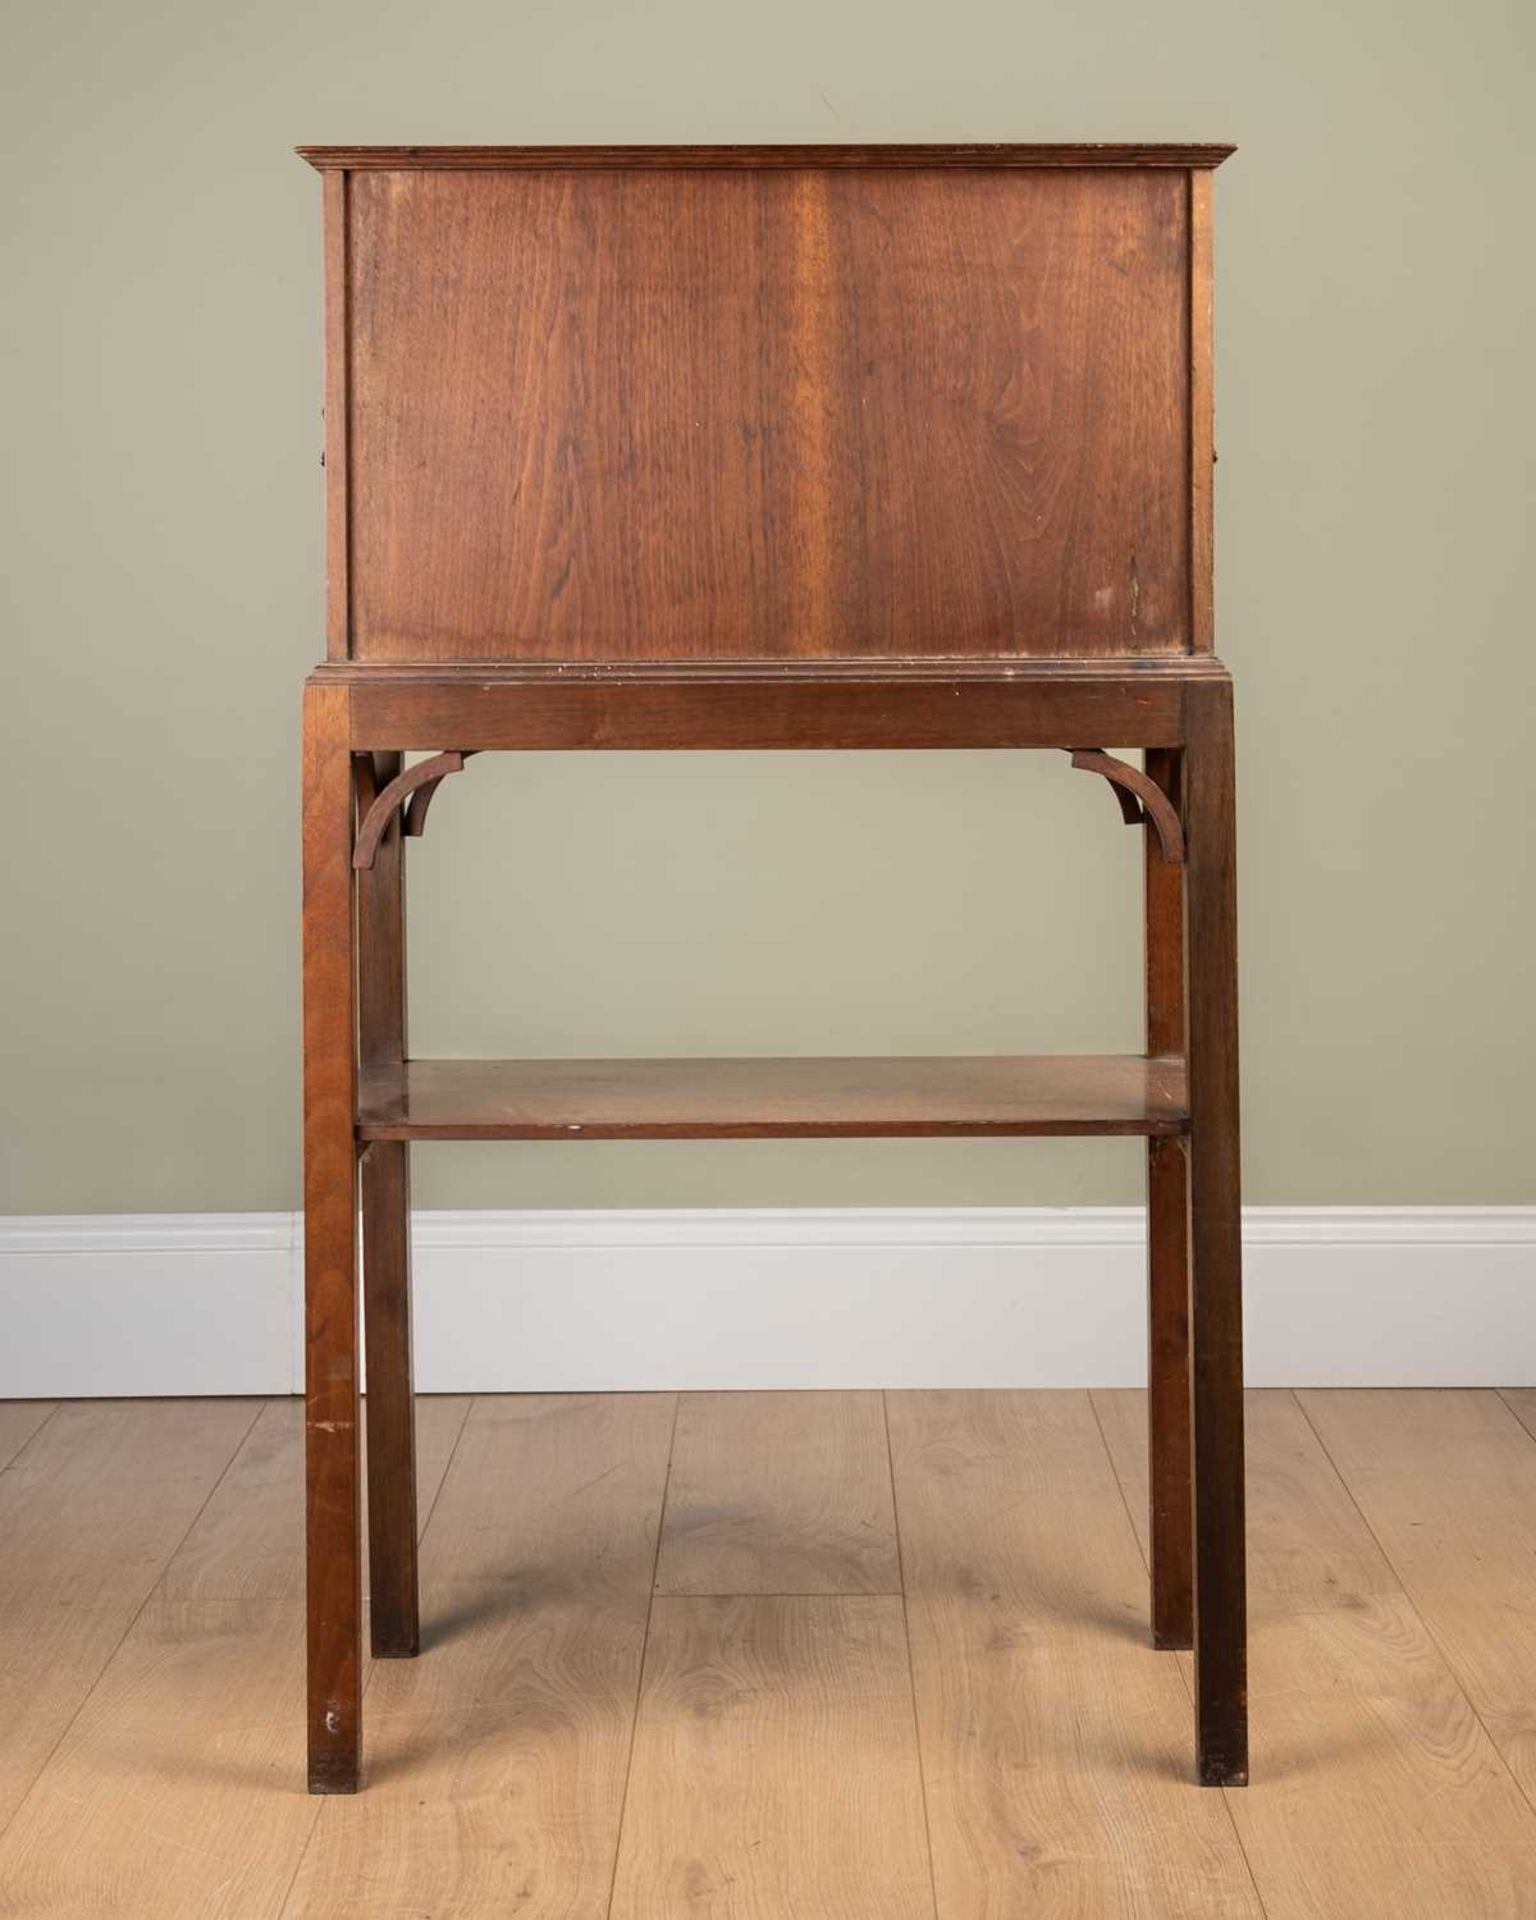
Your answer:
356;1055;1189;1143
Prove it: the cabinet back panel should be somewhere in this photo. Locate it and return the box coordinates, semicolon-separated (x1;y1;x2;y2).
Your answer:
344;167;1191;662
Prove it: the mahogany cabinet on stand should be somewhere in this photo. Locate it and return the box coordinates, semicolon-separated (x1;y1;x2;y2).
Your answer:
297;142;1246;1794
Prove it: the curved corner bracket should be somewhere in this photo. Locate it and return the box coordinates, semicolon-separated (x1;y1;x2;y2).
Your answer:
353;751;475;870
402;752;477;839
1068;749;1185;865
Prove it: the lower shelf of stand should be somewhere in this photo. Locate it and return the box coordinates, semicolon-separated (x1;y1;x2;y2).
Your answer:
356;1055;1189;1142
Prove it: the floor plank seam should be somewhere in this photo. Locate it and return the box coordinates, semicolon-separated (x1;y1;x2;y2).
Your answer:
411;1392;477;1558
0;1396;267;1850
653;1588;906;1599
1495;1388;1536;1447
881;1390;943;1920
604;1388;682;1920
0;1401;61;1476
1291;1388;1536;1832
1086;1390;1273;1919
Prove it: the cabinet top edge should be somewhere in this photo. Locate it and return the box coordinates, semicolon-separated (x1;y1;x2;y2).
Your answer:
297;142;1236;172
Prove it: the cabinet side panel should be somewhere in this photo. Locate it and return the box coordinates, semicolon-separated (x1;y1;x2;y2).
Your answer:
1189;170;1215;650
323;170;351;659
347;168;1190;661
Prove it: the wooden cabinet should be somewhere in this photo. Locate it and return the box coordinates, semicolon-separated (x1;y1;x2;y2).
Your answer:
298;143;1246;1794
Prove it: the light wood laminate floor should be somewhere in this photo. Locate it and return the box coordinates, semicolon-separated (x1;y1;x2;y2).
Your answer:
2;1389;1536;1915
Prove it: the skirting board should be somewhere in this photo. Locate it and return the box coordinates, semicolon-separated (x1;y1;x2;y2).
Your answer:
0;1208;1531;1398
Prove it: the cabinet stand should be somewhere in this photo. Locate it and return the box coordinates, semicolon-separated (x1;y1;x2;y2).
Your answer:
298;142;1247;1794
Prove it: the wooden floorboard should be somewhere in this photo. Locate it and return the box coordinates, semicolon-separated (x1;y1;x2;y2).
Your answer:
889;1389;1263;1917
1096;1388;1536;1917
0;1396;469;1918
2;1389;1536;1915
155;1394;471;1607
283;1393;676;1919
1299;1388;1536;1811
0;1400;56;1472
0;1398;260;1840
655;1390;901;1595
1499;1388;1536;1446
610;1595;935;1919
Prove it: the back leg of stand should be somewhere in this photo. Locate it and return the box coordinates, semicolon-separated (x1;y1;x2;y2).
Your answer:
1144;746;1193;1650
357;751;420;1659
1184;684;1248;1787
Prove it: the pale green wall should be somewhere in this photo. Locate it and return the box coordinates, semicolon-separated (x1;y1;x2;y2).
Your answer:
3;0;1532;1213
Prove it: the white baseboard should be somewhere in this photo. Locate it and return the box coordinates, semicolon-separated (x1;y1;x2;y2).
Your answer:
0;1207;1531;1398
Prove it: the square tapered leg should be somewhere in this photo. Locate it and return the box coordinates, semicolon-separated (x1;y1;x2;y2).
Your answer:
362;1143;418;1655
1147;1135;1194;1647
302;681;363;1793
1183;682;1248;1786
356;750;420;1657
1144;747;1194;1651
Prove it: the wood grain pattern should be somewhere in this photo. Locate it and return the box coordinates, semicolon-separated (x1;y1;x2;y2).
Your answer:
1095;1389;1536;1918
323;171;350;661
888;1389;1262;1915
6;1391;1536;1914
0;1399;260;1620
1188;171;1216;648
1095;1390;1403;1621
340;663;1194;752
288;1393;676;1915
0;1396;469;1916
0;1598;316;1918
357;1054;1190;1142
610;1596;934;1919
342;167;1190;663
0;1399;259;1837
656;1391;901;1596
1123;1398;1536;1911
302;679;362;1792
1300;1389;1536;1804
159;1394;471;1608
